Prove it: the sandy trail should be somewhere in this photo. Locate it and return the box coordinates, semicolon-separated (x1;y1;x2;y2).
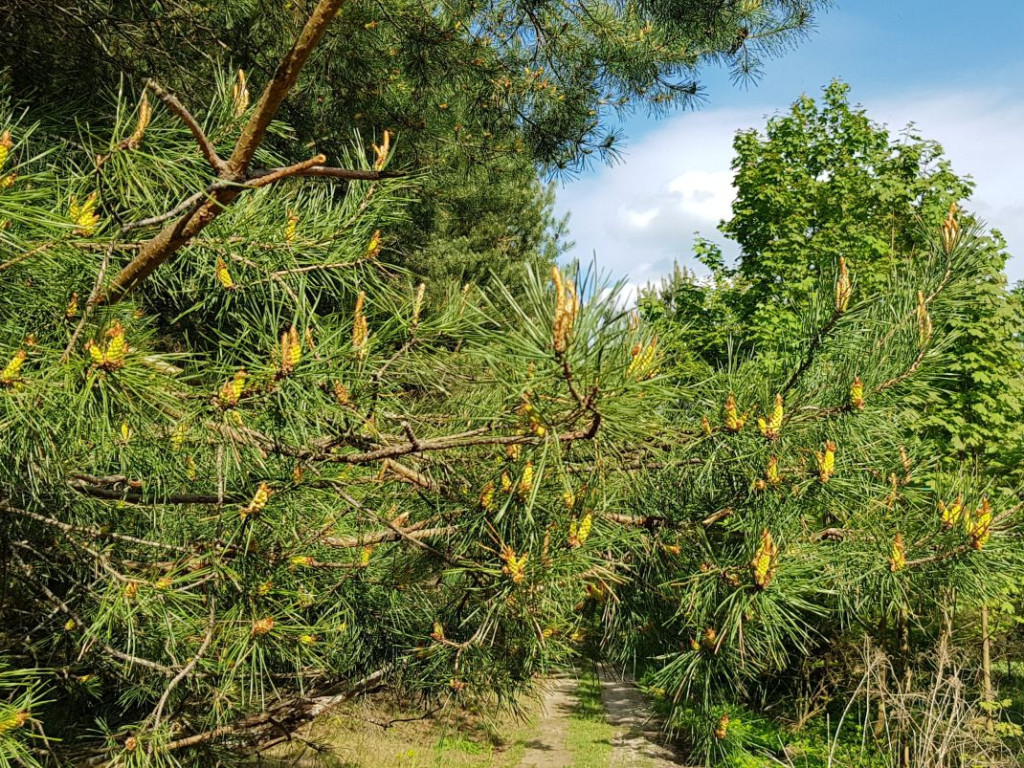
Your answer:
519;668;691;768
597;664;691;767
518;676;578;768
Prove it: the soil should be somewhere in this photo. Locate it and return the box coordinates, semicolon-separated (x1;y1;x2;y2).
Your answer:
518;667;691;768
518;675;578;768
597;664;690;767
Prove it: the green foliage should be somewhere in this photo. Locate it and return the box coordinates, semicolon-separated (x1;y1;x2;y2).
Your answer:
0;80;683;764
0;0;830;290
643;81;1024;479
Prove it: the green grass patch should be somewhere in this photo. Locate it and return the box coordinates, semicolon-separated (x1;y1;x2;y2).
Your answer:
566;664;614;768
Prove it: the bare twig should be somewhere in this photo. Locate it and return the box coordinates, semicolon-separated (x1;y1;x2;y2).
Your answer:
144;79;227;174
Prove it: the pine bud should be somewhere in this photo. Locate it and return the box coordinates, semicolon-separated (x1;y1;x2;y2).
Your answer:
723;393;746;432
939;495;963;530
373;130;391;170
219;369;247;407
0;348;26;386
757;393;783;439
65;292;79;319
576;512;593;546
941;202;960;254
285;209;299;243
280;325;301;374
104;321;127;365
816;440;836;483
365;230;382;258
0;130;11;171
517;461;534;498
240;481;272;519
127;92;151;149
627;336;658;380
835;256;852;312
479;481;496;511
751;529;778;589
500;545;528;584
69;192;99;237
215;258;235;290
411;282;426;331
969;498;992;550
352;292;369;359
251;617;275;636
889;533;906;572
551;266;579;354
430;621;445;642
232;69;250;117
850;375;865;410
714;713;729;741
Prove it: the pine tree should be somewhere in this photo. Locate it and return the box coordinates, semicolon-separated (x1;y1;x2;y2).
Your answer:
1;0;829;289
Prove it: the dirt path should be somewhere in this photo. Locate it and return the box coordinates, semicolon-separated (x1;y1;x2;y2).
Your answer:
519;676;578;768
597;665;690;767
519;668;689;768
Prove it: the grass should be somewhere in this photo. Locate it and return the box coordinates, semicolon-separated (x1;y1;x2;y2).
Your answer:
256;695;535;767
565;663;615;768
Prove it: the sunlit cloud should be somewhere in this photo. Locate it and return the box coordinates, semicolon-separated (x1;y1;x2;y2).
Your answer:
557;86;1024;287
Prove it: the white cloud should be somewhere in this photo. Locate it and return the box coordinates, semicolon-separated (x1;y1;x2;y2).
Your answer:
557;87;1024;285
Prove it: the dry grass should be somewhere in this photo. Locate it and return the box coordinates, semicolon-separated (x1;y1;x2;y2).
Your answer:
250;692;538;768
806;639;1021;768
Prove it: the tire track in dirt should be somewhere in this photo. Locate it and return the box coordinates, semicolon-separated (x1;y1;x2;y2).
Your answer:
598;664;690;767
519;676;578;767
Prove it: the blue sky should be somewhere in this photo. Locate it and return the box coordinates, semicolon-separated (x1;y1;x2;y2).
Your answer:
556;1;1024;296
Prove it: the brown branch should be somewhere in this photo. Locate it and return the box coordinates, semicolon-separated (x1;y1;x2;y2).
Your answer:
144;79;226;174
97;0;347;304
149;599;217;734
67;479;240;505
324;525;458;549
245;155;326;189
162;667;391;752
121;187;224;232
781;309;841;396
250;165;405;182
61;242;111;363
0;239;57;273
2;501;189;553
227;0;347;177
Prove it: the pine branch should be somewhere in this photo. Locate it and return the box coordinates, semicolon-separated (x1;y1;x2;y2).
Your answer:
324;525;459;549
96;0;348;304
143;79;226;174
250;164;406;182
226;0;347;177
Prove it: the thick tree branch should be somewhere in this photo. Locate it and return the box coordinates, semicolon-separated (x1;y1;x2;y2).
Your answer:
227;0;347;177
97;0;348;304
246;154;326;189
255;165;406;182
